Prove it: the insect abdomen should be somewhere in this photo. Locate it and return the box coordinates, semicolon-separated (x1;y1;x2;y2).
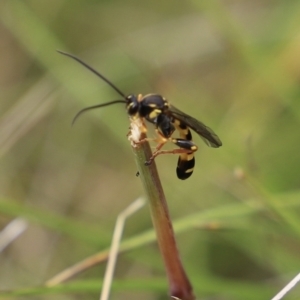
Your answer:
173;120;197;180
177;152;195;180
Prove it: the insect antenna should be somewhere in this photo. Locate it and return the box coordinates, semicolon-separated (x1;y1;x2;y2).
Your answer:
72;100;126;125
57;50;127;98
57;50;128;125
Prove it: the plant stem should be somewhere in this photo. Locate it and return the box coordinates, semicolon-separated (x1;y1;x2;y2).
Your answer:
129;119;195;300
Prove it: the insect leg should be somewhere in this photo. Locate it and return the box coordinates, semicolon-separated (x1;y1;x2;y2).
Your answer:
144;146;195;166
145;138;197;168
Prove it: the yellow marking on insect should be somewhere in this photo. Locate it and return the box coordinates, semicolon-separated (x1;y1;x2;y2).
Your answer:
185;168;194;174
149;109;161;119
137;94;143;102
187;153;194;161
181;129;189;136
148;103;157;108
174;119;181;126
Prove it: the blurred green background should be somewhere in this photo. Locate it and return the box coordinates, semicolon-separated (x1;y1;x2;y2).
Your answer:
1;0;300;299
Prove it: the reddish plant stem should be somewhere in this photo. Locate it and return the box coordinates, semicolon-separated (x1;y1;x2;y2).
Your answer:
130;126;195;300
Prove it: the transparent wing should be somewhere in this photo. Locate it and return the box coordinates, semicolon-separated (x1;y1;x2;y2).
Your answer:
169;105;222;148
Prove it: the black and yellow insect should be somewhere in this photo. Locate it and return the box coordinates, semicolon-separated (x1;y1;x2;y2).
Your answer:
58;51;222;179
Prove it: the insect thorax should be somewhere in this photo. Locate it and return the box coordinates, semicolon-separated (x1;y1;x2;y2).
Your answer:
126;93;174;137
139;94;169;120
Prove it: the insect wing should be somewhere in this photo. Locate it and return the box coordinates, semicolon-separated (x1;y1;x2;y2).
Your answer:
169;105;222;148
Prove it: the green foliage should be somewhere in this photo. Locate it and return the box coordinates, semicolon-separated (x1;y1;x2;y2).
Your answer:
1;0;300;299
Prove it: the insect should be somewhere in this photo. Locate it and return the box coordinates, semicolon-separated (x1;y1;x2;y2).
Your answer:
58;51;222;180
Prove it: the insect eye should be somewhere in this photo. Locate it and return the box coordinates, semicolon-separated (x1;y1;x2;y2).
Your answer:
126;95;139;115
